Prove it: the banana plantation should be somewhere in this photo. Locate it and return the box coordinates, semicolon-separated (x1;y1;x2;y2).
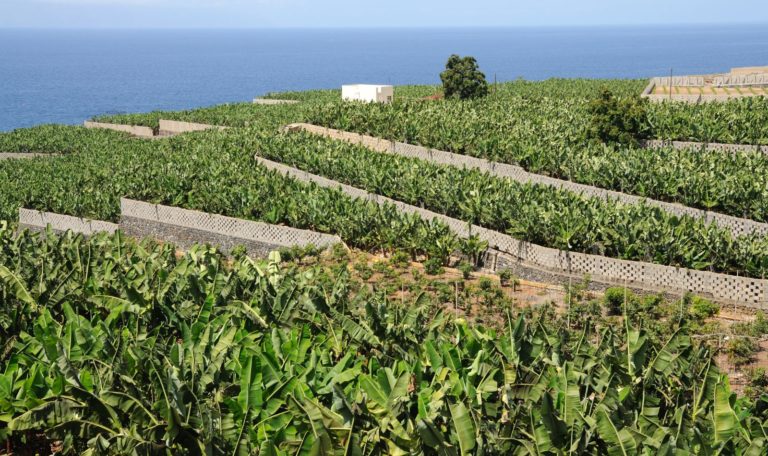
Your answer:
1;228;767;454
2;78;768;453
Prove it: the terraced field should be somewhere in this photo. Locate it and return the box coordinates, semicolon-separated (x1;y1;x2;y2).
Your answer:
2;78;768;454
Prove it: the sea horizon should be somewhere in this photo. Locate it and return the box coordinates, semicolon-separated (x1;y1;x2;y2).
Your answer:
2;24;767;131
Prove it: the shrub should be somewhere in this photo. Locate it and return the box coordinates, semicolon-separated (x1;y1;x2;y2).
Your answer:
390;250;411;269
331;243;349;261
727;337;758;366
603;287;630;316
424;258;444;276
354;262;374;281
586;89;650;146
278;244;323;262
458;261;473;280
230;244;248;261
478;277;494;291
744;367;768;400
689;297;720;320
440;55;489;100
732;312;768;338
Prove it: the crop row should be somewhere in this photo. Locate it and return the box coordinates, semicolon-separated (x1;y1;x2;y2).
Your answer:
0;126;459;262
4;122;768;279
93;78;768;146
90;80;768;223
305;98;768;222
649;96;768;145
1;227;765;453
260;131;768;278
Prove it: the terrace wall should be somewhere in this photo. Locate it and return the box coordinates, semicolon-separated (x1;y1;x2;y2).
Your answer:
119;198;341;258
285;123;768;238
643;139;765;155
18;208;118;236
713;73;768;86
158;119;228;136
0;153;57;160
84;121;155;138
652;76;706;87
253;98;299;105
256;156;768;309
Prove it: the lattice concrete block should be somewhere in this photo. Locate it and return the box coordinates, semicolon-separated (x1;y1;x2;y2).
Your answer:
18;208;118;236
253;98;299;105
0;153;58;160
256;154;768;309
120;199;341;258
644;139;764;156
289;123;768;238
158;120;228;135
84;121;155;138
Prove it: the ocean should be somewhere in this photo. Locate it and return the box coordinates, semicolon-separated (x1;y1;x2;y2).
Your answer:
1;25;767;131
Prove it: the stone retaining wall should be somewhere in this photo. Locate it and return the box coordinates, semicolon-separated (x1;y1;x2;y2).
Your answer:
158;119;228;136
256;156;768;309
253;98;299;105
285;123;768;238
18;208;118;236
119;198;341;257
84;121;155;138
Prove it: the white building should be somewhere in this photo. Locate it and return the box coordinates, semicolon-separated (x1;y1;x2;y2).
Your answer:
341;84;394;103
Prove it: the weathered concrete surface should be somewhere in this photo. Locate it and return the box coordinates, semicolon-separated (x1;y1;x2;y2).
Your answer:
84;121;155;138
18;208;118;236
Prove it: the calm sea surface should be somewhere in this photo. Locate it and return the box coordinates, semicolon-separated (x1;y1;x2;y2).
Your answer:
1;26;767;131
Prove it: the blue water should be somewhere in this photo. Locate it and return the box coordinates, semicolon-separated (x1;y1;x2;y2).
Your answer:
1;26;768;132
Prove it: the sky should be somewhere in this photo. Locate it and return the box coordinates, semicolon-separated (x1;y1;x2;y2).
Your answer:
1;0;767;29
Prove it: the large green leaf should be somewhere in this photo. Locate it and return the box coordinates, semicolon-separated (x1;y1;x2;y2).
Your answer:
449;402;475;455
596;408;637;456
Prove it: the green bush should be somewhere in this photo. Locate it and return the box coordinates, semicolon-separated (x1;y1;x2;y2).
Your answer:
458;261;473;280
727;337;758;366
278;244;323;262
689;296;720;320
354;262;374;281
732;312;768;338
586;89;650;146
440;55;489;100
603;287;630;315
478;277;494;291
390;250;411;269
424;257;444;276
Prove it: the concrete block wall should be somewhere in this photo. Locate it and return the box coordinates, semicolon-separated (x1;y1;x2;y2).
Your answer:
286;123;768;238
0;153;58;160
18;208;118;236
713;74;768;86
253;98;299;105
643;139;764;155
17;202;341;259
646;94;703;103
653;76;706;87
158;119;228;136
119;198;342;258
84;121;155;138
256;155;768;308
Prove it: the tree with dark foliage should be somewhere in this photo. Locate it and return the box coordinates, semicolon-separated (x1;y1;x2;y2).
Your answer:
440;55;489;100
586;89;651;146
